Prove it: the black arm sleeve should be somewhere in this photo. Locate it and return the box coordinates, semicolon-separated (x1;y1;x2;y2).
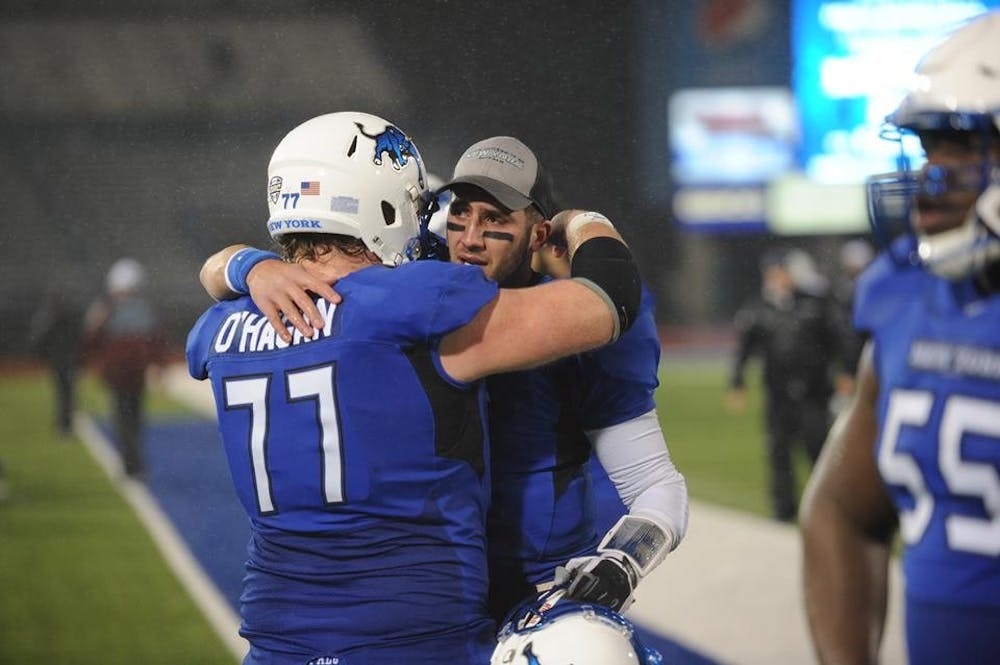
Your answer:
570;236;642;340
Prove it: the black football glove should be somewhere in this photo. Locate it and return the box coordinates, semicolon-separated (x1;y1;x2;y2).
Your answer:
560;554;638;612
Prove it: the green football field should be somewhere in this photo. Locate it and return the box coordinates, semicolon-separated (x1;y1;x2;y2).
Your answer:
0;371;234;664
655;357;814;518
0;358;805;663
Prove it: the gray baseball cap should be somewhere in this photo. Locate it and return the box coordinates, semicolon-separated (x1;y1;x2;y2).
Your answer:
440;136;557;218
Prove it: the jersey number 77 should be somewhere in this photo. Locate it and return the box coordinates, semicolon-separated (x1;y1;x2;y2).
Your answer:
223;363;344;515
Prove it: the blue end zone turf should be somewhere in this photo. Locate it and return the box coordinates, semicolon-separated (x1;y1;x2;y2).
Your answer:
144;420;250;605
105;417;720;665
96;418;249;604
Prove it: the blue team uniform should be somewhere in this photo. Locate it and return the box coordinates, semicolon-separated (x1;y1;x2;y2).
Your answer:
484;284;659;620
855;247;1000;664
186;261;499;665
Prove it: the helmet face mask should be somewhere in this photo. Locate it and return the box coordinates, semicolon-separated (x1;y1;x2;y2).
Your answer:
912;133;996;236
868;134;1000;276
266;112;429;266
866;11;1000;281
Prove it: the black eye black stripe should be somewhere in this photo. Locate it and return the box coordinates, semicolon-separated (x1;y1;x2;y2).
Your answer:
445;222;514;243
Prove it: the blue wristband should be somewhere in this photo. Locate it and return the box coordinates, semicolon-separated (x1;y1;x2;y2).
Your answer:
226;248;281;295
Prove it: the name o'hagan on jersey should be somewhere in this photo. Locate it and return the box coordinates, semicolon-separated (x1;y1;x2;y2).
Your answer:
212;300;337;354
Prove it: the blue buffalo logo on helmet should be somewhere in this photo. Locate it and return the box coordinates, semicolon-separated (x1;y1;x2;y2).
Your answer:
354;122;421;173
521;642;542;665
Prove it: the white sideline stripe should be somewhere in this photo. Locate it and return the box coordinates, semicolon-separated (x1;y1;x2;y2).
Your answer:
74;412;247;663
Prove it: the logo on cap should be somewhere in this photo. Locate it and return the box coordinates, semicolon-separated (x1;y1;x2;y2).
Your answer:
465;146;525;169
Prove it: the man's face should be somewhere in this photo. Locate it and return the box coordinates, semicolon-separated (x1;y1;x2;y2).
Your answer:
913;130;999;235
763;264;794;298
445;186;548;287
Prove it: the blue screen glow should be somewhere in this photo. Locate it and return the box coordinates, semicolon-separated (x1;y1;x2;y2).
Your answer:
793;0;997;184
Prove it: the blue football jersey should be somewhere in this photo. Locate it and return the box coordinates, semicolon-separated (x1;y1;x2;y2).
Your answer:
855;252;1000;617
186;261;498;663
486;286;660;588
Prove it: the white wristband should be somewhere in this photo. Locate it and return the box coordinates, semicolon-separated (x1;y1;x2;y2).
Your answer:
566;211;614;248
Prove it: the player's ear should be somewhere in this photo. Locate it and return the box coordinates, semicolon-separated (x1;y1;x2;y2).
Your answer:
530;220;551;251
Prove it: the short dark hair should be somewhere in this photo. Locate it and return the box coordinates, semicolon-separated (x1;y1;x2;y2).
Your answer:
276;233;370;263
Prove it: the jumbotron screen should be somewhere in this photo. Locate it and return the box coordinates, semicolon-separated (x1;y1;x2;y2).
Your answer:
770;0;999;234
793;0;996;185
669;1;998;235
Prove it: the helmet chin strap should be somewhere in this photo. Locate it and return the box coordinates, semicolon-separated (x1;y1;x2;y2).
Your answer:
918;222;980;279
976;180;1000;236
918;192;1000;283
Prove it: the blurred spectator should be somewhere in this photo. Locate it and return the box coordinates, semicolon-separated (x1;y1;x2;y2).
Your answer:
826;238;876;416
833;238;875;375
725;247;851;522
83;258;166;479
784;247;830;297
28;290;85;437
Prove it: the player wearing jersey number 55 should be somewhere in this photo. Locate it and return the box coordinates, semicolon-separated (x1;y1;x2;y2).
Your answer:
186;111;642;665
800;11;1000;665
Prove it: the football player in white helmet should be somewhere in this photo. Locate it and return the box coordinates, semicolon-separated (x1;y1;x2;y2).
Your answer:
202;134;689;623
490;587;663;665
189;111;645;663
801;11;1000;665
865;14;1000;284
263;111;429;266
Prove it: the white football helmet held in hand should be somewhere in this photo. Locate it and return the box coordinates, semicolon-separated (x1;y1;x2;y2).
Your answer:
491;588;663;665
266;111;430;266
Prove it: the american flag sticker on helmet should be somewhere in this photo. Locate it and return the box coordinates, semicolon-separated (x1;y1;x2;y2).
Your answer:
300;181;320;195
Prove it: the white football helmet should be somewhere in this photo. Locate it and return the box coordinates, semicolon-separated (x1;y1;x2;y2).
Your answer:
867;10;1000;280
491;590;662;665
266;111;429;266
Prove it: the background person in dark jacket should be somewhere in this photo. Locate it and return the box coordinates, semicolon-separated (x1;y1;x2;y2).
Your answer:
83;258;166;479
28;290;85;437
725;247;851;522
